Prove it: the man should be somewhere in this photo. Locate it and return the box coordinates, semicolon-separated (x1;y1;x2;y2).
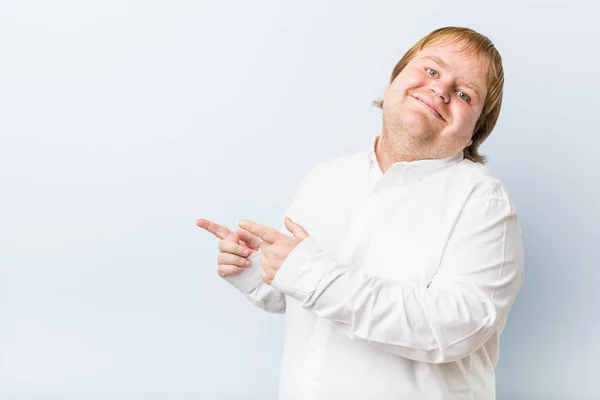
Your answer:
197;26;524;400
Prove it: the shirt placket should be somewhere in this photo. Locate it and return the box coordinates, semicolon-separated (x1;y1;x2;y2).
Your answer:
337;181;384;265
297;318;331;399
299;179;384;399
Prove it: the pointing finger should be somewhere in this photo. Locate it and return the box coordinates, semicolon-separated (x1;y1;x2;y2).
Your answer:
196;218;232;240
239;219;281;245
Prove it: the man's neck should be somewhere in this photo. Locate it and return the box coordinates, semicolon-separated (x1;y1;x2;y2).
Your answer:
375;131;424;174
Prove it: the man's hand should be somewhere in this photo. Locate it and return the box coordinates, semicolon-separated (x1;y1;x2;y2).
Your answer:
238;217;309;285
196;218;260;277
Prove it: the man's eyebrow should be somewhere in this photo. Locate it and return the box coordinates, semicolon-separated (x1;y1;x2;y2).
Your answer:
462;82;483;99
423;55;451;72
422;55;483;99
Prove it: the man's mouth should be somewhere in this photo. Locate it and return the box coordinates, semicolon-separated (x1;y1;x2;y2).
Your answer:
411;95;446;122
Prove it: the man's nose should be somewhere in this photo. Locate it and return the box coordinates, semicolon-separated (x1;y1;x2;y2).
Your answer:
430;82;450;103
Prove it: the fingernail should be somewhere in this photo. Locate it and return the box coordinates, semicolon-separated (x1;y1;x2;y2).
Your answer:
246;260;251;266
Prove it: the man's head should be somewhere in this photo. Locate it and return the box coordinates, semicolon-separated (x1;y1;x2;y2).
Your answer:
374;27;504;163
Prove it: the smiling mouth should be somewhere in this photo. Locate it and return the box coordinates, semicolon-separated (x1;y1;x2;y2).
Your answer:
411;96;446;122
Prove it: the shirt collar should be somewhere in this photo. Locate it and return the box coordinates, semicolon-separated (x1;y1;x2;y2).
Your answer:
367;135;464;187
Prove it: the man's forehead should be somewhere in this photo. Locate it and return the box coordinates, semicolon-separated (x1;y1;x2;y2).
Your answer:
417;43;486;66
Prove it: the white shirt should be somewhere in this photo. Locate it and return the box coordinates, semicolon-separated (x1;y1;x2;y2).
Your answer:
225;136;524;400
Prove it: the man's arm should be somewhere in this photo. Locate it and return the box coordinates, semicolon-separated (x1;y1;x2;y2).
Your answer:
269;196;524;363
223;246;286;313
215;166;320;313
197;218;287;313
222;217;294;313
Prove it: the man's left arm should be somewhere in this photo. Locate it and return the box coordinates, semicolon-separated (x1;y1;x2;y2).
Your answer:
268;197;524;364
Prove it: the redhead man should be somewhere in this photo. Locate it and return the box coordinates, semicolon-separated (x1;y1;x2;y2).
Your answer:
198;26;524;400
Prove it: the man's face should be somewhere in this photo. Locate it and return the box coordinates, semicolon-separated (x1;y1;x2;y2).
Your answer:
382;41;488;159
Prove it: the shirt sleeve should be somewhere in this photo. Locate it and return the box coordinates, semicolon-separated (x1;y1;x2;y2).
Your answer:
270;197;525;363
220;164;321;314
223;251;286;313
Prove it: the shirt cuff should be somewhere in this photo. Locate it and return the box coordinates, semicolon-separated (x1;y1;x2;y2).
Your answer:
222;251;264;294
270;237;333;302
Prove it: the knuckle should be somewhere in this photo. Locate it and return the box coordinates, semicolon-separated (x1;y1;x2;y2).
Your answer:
220;253;233;264
217;265;242;277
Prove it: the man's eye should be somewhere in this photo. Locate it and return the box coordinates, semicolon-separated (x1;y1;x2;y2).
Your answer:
426;68;438;77
457;91;470;103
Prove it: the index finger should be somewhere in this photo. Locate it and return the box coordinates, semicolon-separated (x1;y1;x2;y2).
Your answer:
238;219;281;244
196;218;232;240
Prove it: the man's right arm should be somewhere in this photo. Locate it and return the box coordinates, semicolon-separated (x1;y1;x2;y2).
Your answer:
197;216;287;313
217;165;319;313
223;250;286;313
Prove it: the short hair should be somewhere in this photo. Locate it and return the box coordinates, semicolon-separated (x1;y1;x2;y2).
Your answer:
373;27;504;163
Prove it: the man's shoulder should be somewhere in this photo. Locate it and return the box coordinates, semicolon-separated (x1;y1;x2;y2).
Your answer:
454;159;514;204
303;150;368;182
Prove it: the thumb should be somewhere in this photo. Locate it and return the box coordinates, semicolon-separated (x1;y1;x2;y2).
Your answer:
284;217;309;239
236;229;261;250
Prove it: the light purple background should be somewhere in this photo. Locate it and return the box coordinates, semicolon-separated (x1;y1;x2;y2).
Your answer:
1;1;598;399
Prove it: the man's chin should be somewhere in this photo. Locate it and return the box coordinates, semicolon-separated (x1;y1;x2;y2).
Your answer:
389;117;439;138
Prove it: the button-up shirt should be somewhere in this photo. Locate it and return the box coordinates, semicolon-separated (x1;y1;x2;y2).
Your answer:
225;136;524;400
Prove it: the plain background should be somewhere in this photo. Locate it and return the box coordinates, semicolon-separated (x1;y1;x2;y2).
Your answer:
1;0;598;399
